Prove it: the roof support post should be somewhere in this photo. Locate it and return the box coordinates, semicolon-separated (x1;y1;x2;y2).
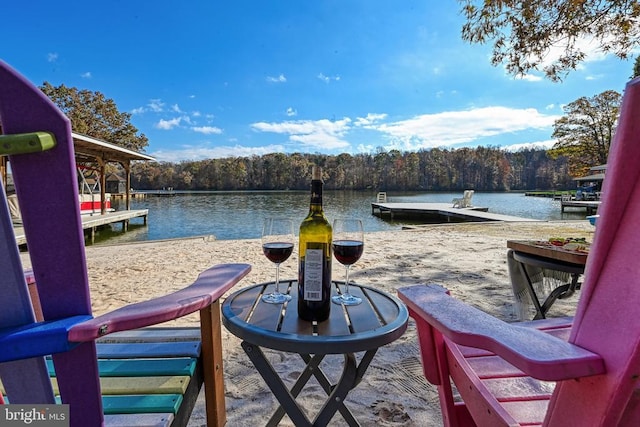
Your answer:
123;161;131;211
96;157;107;215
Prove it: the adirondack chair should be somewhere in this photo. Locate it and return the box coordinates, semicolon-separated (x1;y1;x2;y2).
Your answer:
398;77;640;426
0;61;251;426
452;190;474;208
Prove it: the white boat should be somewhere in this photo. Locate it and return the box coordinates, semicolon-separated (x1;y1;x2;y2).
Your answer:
79;193;112;215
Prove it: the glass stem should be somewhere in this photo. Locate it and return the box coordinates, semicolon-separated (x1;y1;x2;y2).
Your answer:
344;265;351;295
275;263;280;293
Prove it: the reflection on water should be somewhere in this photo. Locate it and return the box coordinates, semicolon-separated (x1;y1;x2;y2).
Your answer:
100;191;588;245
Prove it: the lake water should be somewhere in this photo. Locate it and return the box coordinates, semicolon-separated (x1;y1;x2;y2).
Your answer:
101;191;588;245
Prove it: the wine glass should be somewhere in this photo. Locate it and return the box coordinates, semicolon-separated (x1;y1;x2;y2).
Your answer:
261;218;295;303
331;219;364;306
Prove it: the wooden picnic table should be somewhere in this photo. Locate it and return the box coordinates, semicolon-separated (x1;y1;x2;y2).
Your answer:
507;240;588;266
507;240;588;320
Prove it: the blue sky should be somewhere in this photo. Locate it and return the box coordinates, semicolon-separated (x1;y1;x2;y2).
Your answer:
1;1;634;162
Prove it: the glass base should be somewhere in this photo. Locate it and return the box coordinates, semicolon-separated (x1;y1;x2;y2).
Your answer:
262;292;292;304
332;294;362;306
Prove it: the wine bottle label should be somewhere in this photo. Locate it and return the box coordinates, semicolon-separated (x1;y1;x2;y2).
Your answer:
303;248;323;301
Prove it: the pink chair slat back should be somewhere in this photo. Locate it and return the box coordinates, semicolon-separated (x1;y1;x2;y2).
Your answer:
545;77;640;426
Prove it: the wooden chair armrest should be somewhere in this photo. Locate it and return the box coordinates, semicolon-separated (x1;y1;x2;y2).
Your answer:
398;284;604;381
0;315;93;362
68;263;251;342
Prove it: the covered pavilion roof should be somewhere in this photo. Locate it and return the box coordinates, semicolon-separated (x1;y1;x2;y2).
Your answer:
71;132;156;164
574;173;605;182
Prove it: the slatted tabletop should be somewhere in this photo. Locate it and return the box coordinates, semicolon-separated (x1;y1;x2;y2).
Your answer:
222;280;409;426
507;240;588;266
222;280;408;355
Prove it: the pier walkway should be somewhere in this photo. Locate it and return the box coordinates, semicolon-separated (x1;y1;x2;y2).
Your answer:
371;202;538;223
560;199;600;214
14;209;148;245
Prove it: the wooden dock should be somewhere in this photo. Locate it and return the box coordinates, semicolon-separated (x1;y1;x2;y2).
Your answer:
371;202;539;223
14;209;149;245
560;199;600;214
143;190;177;197
110;192;148;199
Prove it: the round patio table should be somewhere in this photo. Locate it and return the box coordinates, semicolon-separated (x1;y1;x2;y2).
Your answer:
221;279;409;427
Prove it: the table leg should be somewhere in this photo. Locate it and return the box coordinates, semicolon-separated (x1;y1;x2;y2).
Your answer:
512;250;584;320
242;340;376;427
312;353;358;426
311;349;377;427
518;262;547;320
242;341;313;427
267;354;326;426
295;354;357;426
538;273;581;317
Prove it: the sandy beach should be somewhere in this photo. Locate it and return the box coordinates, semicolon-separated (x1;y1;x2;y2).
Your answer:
21;220;594;426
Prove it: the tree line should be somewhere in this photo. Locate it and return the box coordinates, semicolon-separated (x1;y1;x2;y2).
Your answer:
129;146;573;192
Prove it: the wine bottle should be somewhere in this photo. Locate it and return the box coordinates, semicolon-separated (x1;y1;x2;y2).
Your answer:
298;166;332;321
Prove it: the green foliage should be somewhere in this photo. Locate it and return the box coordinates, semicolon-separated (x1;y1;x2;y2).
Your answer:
39;82;148;152
130;147;573;192
549;90;621;176
458;0;640;81
633;56;640;78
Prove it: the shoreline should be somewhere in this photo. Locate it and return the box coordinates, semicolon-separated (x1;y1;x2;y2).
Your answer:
20;220;594;426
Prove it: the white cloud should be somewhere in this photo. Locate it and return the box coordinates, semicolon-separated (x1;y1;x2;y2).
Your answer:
150;144;286;162
504;34;629;80
371;106;560;149
155;117;183;130
81;71;92;79
503;139;557;151
133;99;185;115
517;73;543;82
192;126;223;135
356;143;377;153
148;99;165;112
249;106;558;153
533;34;628;74
354;113;387;127
317;73;340;83
289;132;349;149
147;99;164;113
251;118;352;150
47;53;58;62
266;74;287;83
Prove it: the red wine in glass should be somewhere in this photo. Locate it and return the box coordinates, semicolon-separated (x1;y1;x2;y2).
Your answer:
331;219;364;306
263;242;294;264
332;240;364;265
261;218;295;304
